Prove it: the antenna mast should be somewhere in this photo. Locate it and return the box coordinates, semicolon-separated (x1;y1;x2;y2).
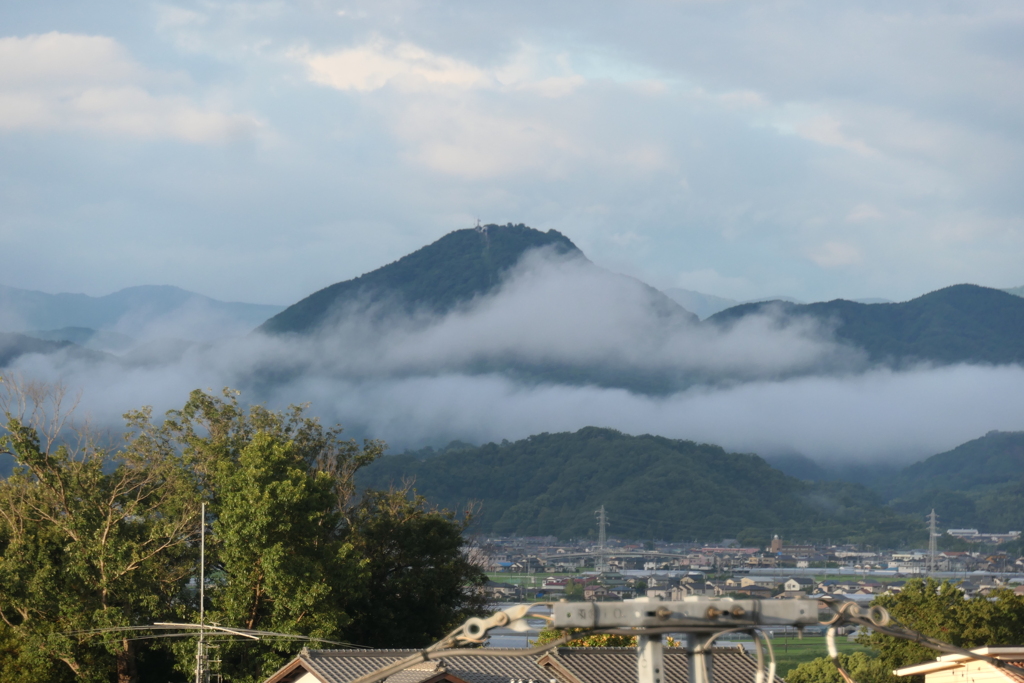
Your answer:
197;502;206;683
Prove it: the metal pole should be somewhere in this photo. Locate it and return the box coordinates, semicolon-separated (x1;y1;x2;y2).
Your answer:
688;634;713;683
197;502;206;683
637;634;664;683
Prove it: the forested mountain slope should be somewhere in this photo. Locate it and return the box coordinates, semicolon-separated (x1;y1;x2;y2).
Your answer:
258;223;694;335
878;431;1024;531
708;284;1024;366
357;427;921;546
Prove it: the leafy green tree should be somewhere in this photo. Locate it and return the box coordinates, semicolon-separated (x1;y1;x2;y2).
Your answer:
201;431;362;682
154;388;484;681
341;489;487;648
0;380;199;683
0;383;487;683
787;652;890;683
564;578;584;600
860;578;1024;681
533;628;682;648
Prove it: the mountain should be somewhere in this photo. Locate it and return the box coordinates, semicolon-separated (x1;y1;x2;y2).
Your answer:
708;284;1024;366
0;284;283;341
662;288;892;321
662;288;739;319
26;327;136;353
356;427;921;545
1005;286;1024;298
874;431;1024;532
0;332;110;368
259;223;695;335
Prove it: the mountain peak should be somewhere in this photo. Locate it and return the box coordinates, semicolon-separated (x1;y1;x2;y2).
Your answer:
258;223;582;335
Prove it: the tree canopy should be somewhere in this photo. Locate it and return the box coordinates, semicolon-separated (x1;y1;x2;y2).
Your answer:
786;578;1024;683
0;379;485;683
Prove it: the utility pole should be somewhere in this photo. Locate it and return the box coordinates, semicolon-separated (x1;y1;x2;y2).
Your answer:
595;506;608;571
927;509;939;575
196;502;206;683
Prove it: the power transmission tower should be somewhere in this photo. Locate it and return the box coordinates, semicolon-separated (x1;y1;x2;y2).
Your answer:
927;509;939;575
595;506;608;571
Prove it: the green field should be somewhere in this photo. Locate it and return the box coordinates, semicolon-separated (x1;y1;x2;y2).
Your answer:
768;635;874;677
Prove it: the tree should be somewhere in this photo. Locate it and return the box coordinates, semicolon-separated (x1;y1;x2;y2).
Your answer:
860;578;1024;682
790;578;1024;683
533;628;681;648
564;578;584;601
787;653;890;683
0;379;199;683
0;382;488;683
341;488;487;648
153;388;485;681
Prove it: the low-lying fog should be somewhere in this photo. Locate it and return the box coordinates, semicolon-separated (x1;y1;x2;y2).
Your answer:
6;250;1024;464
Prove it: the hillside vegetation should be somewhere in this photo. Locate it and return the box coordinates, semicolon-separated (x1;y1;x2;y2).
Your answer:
708;284;1024;366
878;431;1024;531
357;427;922;546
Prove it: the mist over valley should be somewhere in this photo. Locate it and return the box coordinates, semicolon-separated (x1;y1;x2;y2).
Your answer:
2;224;1023;481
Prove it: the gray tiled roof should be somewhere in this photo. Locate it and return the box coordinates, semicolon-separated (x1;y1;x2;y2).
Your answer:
545;648;778;683
266;646;782;683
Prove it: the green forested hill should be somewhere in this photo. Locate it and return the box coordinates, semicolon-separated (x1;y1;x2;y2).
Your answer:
259;224;583;334
708;284;1024;365
357;427;922;546
878;431;1024;531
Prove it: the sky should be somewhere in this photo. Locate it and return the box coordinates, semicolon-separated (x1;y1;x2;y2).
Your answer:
2;1;1023;306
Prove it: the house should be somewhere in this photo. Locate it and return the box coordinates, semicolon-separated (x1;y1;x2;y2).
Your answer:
733;585;774;599
894;647;1024;683
784;577;814;593
263;646;785;683
482;580;520;601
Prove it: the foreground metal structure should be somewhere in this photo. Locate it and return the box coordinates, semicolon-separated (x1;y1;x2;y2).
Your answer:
346;596;1024;683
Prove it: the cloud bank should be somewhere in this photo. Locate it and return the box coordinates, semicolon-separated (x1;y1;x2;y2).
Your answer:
0;32;260;142
6;251;1023;465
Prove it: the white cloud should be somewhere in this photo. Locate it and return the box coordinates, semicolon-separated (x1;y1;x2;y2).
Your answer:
300;38;489;92
0;32;261;143
774;109;878;157
806;241;863;268
297;38;608;96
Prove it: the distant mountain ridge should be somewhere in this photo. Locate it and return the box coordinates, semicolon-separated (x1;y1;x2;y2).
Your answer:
708;284;1024;366
0;284;283;340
